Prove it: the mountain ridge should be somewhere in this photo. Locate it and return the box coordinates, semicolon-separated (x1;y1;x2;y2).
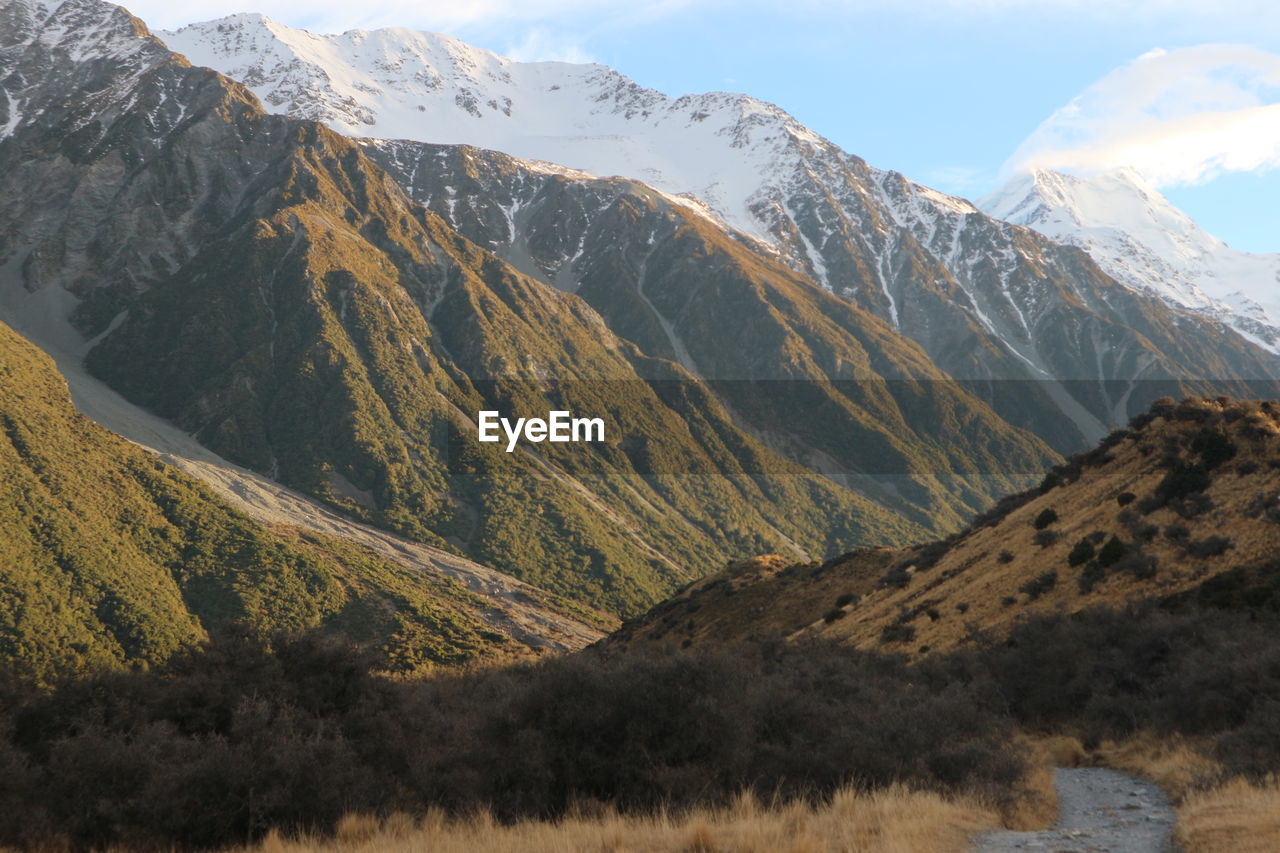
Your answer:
159;14;1280;452
981;167;1280;353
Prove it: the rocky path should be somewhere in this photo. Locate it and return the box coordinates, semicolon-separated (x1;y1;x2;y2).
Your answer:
975;768;1177;852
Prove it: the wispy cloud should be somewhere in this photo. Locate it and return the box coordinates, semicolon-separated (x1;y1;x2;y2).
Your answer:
502;27;594;63
1003;44;1280;185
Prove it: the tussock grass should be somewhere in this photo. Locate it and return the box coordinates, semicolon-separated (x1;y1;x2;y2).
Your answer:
1176;777;1280;852
241;787;998;853
1094;733;1221;802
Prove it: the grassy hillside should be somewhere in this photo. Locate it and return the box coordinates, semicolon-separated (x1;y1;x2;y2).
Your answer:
608;396;1280;654
0;320;537;685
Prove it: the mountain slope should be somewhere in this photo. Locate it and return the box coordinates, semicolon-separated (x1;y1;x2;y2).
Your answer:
363;141;1063;528
981;168;1280;353
609;396;1280;655
0;317;575;685
161;16;1280;451
0;0;937;618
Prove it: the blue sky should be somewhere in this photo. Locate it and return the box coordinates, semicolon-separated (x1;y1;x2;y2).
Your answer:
132;0;1280;253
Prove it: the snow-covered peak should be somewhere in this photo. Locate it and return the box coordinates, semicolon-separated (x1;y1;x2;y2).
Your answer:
157;14;847;245
1;0;172;143
981;168;1280;351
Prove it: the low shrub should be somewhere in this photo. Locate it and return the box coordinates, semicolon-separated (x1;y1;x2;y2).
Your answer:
879;567;912;589
1034;530;1061;548
1186;537;1234;558
1096;536;1128;569
1019;571;1058;601
1113;552;1158;580
1078;560;1106;593
880;624;916;644
1067;539;1096;567
1191;427;1237;470
1157;463;1212;504
1033;508;1059;530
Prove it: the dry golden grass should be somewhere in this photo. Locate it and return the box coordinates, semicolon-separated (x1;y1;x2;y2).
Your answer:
618;399;1280;659
1176;777;1280;852
238;787;999;853
1094;733;1221;802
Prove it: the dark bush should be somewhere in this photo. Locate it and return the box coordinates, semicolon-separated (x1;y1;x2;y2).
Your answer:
1186;537;1234;558
1191;428;1237;470
998;550;1015;564
1135;524;1159;543
956;602;970;614
823;608;849;624
0;632;1030;850
1039;471;1062;493
1114;552;1158;580
1173;492;1214;519
880;624;916;644
835;593;858;608
1078;560;1106;593
1137;494;1165;515
1001;596;1018;608
879;566;912;589
905;537;958;573
971;489;1039;530
1157;463;1211;503
1096;536;1128;569
1034;529;1061;547
1237;461;1261;476
1033;508;1059;530
1020;571;1058;601
1068;539;1096;567
1164;524;1190;542
1117;492;1137;507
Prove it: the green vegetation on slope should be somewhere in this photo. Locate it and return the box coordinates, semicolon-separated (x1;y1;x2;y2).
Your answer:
0;320;515;685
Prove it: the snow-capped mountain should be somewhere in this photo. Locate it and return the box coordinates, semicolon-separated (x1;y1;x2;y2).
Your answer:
981;168;1280;352
160;15;838;247
157;13;1280;450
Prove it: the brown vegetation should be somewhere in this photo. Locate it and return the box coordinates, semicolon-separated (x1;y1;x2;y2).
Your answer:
612;397;1280;658
237;787;998;853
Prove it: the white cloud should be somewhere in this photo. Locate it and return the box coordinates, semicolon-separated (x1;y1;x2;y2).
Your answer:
1004;44;1280;186
502;28;594;63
